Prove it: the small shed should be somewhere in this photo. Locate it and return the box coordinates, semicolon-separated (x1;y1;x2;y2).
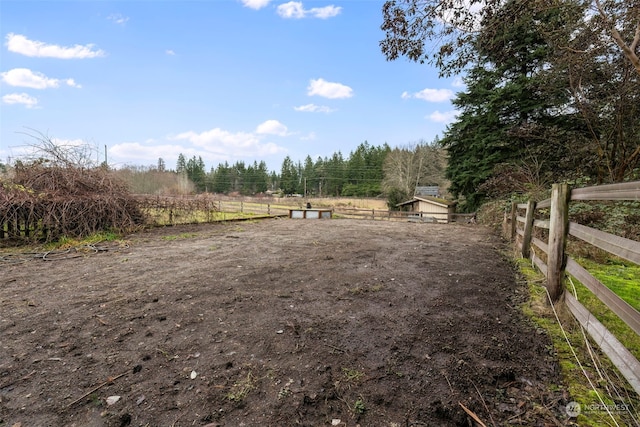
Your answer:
396;196;456;223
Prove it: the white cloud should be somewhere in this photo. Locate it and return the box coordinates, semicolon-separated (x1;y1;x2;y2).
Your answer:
2;92;39;108
107;13;129;25
1;68;81;89
241;0;271;10
402;88;453;102
256;120;289;136
309;5;342;19
428;110;460;123
294;103;335;113
5;33;105;59
307;78;353;99
110;142;194;166
277;2;305;18
277;2;341;19
172;127;286;157
166;49;176;55
175;128;258;149
65;78;82;88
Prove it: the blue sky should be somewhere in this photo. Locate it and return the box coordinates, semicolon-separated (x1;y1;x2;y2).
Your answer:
1;0;461;172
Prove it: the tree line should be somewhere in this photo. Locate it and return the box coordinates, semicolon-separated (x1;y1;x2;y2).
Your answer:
118;141;450;208
171;142;391;197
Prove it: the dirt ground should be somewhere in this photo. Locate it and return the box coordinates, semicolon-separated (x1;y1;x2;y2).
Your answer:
1;218;575;427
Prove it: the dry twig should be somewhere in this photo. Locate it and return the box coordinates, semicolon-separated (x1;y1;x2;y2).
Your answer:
67;370;129;408
459;401;488;427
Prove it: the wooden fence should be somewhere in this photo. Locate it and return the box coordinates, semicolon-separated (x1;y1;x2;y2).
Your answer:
504;181;640;396
140;198;475;224
212;202;474;223
1;196;476;241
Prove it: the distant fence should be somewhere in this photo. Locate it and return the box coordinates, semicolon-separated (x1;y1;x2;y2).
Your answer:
329;207;475;223
136;197;476;225
0;195;477;240
503;181;640;395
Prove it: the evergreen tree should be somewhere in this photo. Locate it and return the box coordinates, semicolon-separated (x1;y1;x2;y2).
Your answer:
314;157;326;197
176;153;187;174
254;161;269;194
230;161;245;193
280;156;299;194
211;162;232;193
344;141;390;196
440;1;575;210
301;156;317;196
324;152;346;196
186;155;207;192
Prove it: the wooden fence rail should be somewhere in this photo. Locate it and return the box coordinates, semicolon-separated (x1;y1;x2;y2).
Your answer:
504;181;640;396
1;197;475;239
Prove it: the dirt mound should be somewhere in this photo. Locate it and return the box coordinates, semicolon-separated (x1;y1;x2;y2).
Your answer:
1;219;572;426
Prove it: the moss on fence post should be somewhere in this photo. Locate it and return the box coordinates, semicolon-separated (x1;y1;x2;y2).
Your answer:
522;200;537;259
547;183;570;302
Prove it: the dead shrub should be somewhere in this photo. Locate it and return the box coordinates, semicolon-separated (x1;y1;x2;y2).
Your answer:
0;132;144;243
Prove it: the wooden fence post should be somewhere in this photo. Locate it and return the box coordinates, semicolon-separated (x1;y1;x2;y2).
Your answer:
547;183;570;302
521;200;536;258
510;202;517;239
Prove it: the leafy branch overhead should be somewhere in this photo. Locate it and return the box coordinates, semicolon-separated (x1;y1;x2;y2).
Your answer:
380;0;640;77
381;0;640;210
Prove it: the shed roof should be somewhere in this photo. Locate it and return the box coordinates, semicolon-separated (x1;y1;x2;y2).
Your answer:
415;186;440;197
396;196;457;208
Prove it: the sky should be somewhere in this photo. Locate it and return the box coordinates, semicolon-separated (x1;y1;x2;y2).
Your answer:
0;0;462;173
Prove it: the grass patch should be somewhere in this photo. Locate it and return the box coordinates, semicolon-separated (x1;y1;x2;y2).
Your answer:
226;372;256;402
517;259;640;426
142;208;256;226
566;257;640;363
161;232;198;241
573;257;640;311
566;274;640;363
342;367;365;382
43;230;122;250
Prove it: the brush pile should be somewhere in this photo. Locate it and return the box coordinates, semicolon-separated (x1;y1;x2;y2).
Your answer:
0;134;144;243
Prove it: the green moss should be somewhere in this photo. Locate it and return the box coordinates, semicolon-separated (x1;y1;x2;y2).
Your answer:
516;259;639;426
574;257;640;311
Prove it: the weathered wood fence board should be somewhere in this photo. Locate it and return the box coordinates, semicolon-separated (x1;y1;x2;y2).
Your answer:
506;180;640;397
571;181;640;201
569;222;640;265
566;258;640;337
566;293;640;395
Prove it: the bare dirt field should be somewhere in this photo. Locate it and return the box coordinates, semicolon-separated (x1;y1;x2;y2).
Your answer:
1;219;573;426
